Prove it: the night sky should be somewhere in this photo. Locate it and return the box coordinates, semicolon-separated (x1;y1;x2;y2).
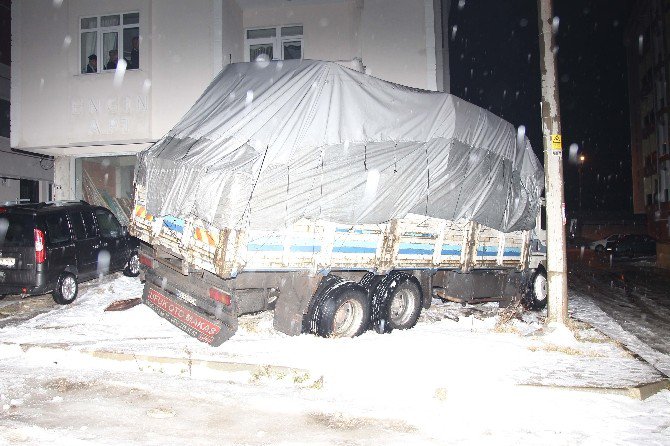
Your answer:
448;0;633;215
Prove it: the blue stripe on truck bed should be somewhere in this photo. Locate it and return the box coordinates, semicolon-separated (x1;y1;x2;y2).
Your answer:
477;246;498;256
163;216;185;233
247;244;283;252
332;246;377;254
332;240;377;254
290;245;322;253
441;244;462;256
398;243;434;255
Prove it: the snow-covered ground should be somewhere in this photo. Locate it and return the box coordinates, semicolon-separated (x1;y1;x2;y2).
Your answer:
0;272;669;445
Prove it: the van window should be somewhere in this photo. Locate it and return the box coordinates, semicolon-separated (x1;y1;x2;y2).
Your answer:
45;214;71;244
69;212;87;240
0;214;35;247
82;211;97;237
95;209;121;238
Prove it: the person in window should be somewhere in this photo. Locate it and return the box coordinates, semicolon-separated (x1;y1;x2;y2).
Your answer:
105;50;119;70
86;54;97;73
128;37;139;69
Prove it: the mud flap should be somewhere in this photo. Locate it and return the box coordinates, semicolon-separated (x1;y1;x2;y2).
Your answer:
272;273;324;336
142;282;237;346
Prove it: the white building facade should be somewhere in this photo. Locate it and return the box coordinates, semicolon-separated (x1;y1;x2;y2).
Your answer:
11;0;449;222
1;0;52;205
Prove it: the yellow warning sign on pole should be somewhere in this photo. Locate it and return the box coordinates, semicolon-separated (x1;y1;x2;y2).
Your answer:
551;134;562;149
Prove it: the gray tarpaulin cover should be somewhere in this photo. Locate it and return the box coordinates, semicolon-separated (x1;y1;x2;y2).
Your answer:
137;60;544;233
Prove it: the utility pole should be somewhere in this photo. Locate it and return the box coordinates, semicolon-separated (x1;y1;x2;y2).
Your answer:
537;0;568;324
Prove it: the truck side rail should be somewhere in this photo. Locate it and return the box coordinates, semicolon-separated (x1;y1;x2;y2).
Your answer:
131;186;530;278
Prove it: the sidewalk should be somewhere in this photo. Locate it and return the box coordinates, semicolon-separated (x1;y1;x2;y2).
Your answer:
0;274;666;399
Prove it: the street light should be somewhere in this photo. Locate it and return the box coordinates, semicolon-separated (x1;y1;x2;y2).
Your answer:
579;154;585;211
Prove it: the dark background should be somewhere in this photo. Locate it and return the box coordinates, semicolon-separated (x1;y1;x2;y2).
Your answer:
448;0;634;214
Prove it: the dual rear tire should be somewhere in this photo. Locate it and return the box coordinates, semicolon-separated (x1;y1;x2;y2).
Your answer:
315;284;370;338
306;272;423;339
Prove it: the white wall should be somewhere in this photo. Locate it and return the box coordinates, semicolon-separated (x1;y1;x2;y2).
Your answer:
11;0;225;149
150;0;223;137
11;0;448;155
222;0;244;66
360;0;429;89
243;0;359;63
241;0;443;90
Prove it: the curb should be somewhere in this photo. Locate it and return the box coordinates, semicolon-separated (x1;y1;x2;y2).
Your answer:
0;342;322;388
517;379;670;400
3;342;667;399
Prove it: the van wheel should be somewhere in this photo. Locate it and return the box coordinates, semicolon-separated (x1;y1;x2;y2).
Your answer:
123;252;141;277
52;273;78;305
316;283;370;338
523;269;547;311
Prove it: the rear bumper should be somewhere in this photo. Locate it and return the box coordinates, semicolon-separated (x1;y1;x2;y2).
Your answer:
141;266;238;346
0;271;51;296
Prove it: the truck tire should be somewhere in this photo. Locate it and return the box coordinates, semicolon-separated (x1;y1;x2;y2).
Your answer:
369;272;422;333
52;273;78;305
523;269;547;311
386;279;422;330
315;282;370;338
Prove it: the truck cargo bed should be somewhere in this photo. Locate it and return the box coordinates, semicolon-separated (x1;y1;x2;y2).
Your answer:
131;187;529;279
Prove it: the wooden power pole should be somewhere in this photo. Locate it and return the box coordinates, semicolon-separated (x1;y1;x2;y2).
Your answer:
537;0;568;324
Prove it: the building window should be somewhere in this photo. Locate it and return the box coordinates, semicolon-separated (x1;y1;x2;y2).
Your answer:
80;12;140;74
245;25;303;62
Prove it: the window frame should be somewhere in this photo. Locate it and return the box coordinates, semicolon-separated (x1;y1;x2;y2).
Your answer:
94;208;122;239
44;213;72;246
79;11;140;74
244;25;303;62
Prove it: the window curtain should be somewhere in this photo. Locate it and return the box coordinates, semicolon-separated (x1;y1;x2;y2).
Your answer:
103;32;118;68
250;44;273;62
81;32;97;73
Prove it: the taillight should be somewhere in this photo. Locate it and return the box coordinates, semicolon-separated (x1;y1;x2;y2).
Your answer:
209;287;231;306
139;253;153;268
34;229;46;264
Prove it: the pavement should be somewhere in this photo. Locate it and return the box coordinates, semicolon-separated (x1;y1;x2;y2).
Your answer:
0;273;668;401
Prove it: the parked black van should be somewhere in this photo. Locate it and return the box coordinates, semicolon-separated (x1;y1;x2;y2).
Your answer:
0;201;140;304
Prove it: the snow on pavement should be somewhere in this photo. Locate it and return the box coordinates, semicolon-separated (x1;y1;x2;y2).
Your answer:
0;273;669;445
569;289;670;377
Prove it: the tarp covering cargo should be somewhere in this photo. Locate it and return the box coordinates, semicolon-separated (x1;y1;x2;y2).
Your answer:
136;60;544;233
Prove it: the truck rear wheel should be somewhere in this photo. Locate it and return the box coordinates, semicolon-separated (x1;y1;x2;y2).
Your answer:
369;272;423;333
387;279;422;330
316;283;370;338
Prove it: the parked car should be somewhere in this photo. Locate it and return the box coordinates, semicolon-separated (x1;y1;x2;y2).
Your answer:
589;234;622;252
0;201;140;304
612;234;657;258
